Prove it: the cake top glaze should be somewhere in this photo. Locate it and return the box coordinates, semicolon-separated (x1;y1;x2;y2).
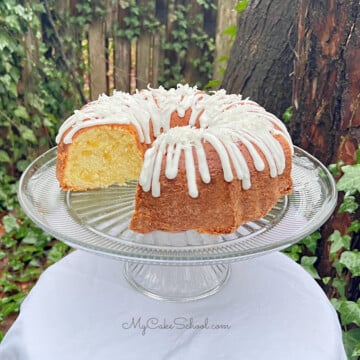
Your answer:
56;84;293;198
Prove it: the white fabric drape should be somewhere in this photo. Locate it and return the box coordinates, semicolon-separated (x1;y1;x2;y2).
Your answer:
0;251;346;360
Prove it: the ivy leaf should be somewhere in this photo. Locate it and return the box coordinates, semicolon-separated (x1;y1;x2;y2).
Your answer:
353;342;360;358
235;0;249;13
8;82;17;98
300;256;320;279
337;164;360;192
301;231;321;254
21;230;41;245
222;25;237;38
205;80;221;89
339;250;360;277
282;106;293;123
16;159;30;172
338;195;359;213
283;244;302;261
332;299;360;327
0;150;11;163
329;160;345;176
47;242;69;264
0;32;13;51
20;127;37;143
332;259;345;276
343;328;360;359
348;220;360;233
14;106;29;120
332;277;346;299
217;55;229;63
2;215;19;232
0;293;26;321
328;230;351;256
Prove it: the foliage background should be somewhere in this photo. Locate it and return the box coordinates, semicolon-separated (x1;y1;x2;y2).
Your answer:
0;1;359;358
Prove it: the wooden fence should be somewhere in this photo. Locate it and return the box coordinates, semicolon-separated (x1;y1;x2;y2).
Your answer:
54;0;238;101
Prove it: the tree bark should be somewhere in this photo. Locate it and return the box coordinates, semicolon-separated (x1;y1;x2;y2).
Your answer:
291;0;360;298
222;0;360;300
221;0;297;118
291;0;360;166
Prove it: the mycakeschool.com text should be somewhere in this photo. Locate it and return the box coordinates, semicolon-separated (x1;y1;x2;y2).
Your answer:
121;316;231;336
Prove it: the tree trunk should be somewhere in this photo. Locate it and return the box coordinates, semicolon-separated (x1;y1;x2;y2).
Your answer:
291;0;360;166
221;0;297;118
222;0;360;301
291;0;360;298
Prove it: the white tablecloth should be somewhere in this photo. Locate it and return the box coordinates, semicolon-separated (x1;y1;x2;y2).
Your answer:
0;251;346;360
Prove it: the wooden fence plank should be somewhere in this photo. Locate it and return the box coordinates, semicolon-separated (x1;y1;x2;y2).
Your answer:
213;0;239;87
113;3;131;92
88;20;107;99
114;38;131;92
136;0;155;89
136;34;152;89
183;0;203;85
105;0;116;36
53;0;220;94
151;31;163;87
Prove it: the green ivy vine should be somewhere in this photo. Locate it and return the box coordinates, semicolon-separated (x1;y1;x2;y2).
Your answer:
113;0;160;40
0;0;80;339
0;1;81;177
283;146;360;359
159;0;216;88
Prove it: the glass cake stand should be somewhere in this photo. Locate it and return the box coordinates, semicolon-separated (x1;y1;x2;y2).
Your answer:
18;146;337;301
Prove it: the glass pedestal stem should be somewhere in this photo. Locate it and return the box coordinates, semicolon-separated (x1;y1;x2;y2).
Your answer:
124;262;231;302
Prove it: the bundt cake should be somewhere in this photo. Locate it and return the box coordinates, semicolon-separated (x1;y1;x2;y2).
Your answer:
56;84;293;234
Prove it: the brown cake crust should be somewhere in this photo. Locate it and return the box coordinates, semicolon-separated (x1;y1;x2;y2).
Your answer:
129;134;292;234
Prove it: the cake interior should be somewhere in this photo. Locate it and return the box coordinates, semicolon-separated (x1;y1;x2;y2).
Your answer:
62;125;143;189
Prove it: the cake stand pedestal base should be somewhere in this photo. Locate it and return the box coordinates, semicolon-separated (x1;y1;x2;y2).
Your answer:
124;263;231;302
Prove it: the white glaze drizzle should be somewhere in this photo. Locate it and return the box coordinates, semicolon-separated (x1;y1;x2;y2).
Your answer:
56;84;293;198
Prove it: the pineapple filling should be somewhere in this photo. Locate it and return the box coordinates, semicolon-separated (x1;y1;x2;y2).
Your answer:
64;126;143;188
